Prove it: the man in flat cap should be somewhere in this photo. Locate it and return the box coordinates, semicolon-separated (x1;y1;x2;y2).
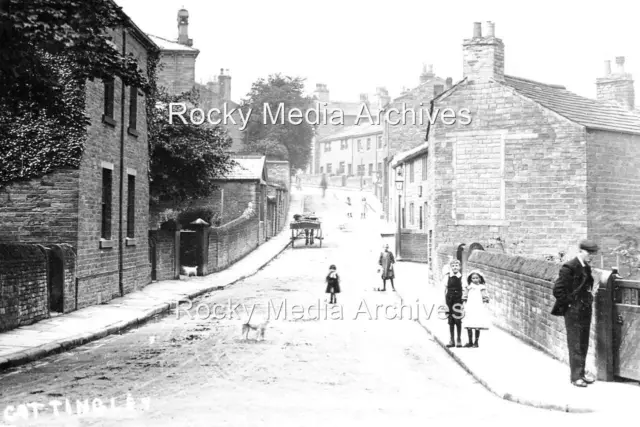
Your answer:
551;239;599;387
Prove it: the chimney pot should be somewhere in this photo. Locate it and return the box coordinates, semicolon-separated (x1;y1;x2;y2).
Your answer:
486;21;495;37
446;77;453;89
428;64;434;74
473;22;482;38
604;60;611;76
220;68;224;75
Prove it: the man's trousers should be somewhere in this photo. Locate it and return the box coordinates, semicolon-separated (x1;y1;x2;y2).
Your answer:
563;302;592;382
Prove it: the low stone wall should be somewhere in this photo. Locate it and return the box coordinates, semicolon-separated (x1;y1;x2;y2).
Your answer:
467;250;599;374
0;244;50;332
208;216;260;272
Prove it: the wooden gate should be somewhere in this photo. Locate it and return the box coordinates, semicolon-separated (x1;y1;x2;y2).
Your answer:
148;230;157;281
612;277;640;381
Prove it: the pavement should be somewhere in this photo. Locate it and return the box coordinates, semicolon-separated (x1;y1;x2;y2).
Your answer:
360;216;640;414
0;192;304;372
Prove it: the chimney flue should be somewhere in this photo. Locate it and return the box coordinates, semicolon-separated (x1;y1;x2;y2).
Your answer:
486;21;495;37
615;56;625;74
473;22;482;38
445;77;453;90
604;60;611;76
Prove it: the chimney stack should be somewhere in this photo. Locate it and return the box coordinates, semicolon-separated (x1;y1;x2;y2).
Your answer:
313;83;330;102
596;56;635;110
420;63;435;83
473;22;482;38
615;56;626;74
218;68;232;101
445;77;453;90
177;8;193;46
463;21;504;82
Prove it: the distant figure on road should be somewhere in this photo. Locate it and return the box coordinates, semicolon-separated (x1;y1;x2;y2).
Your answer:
360;197;368;219
320;173;328;198
325;264;341;304
295;174;302;190
378;244;396;292
551;239;599;387
345;197;353;218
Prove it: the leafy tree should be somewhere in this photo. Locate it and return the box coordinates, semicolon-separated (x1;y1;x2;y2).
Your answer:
147;87;235;209
242;74;314;170
0;0;149;185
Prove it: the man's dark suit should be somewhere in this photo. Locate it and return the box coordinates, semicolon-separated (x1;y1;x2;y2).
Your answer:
552;257;594;382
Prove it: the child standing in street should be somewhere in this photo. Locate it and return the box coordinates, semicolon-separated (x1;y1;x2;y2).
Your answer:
345;197;353;218
462;270;490;347
443;259;464;347
326;264;341;304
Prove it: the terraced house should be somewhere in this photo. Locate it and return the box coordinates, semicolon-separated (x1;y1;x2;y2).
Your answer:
0;12;159;320
392;21;640;274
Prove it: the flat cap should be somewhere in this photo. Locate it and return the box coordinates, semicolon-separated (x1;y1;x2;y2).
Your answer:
579;239;599;253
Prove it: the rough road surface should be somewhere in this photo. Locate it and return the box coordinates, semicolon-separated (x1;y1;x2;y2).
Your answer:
0;189;602;426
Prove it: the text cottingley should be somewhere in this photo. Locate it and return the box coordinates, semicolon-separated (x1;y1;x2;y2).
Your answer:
168;102;472;130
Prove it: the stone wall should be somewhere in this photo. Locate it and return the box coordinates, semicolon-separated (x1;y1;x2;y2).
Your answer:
467;250;598;374
214;181;258;224
156;51;198;95
208;216;260;272
0;244;50;332
266;160;291;192
430;80;589;261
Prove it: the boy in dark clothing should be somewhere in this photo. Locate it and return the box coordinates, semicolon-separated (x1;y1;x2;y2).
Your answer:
443;260;464;347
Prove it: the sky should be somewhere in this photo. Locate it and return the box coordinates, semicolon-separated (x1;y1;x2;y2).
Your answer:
117;0;639;106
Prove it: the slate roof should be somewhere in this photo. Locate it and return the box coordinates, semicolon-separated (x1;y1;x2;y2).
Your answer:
502;75;640;135
148;35;199;53
317;123;383;142
219;156;266;182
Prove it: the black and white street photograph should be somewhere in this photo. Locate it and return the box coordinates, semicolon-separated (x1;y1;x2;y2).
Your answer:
1;0;640;425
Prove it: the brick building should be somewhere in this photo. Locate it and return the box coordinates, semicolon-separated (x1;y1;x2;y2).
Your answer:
0;14;159;311
149;8;244;152
394;21;640;271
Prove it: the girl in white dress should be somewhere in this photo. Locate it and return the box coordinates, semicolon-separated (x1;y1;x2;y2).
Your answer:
462;270;490;347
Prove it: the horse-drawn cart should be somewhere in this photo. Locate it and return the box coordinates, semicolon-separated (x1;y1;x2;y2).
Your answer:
290;214;323;248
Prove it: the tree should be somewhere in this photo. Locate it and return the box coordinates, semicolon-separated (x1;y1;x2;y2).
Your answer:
147;87;235;210
242;74;314;170
241;138;289;160
0;0;150;186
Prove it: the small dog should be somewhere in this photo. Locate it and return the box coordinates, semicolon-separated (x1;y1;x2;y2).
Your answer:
182;266;197;277
241;317;269;341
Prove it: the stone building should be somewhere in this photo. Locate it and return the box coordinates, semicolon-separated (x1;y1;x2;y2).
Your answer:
381;65;450;224
308;84;388;174
315;124;383;178
0;15;159;311
149;8;244;152
394;21;640;271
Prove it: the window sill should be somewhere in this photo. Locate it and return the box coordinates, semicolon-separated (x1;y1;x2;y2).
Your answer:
127;127;139;138
102;115;116;127
126;238;137;246
100;239;115;249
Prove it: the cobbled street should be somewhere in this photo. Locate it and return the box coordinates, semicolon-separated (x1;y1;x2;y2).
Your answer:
0;189;602;426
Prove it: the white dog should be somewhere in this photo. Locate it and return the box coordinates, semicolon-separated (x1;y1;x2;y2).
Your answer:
239;314;269;341
181;266;197;277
